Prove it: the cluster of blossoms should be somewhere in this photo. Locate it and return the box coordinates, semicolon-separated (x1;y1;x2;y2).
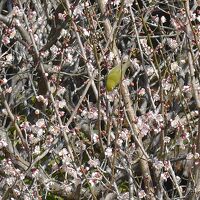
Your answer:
167;38;178;49
140;38;153;56
2;27;16;45
170;116;191;149
0;158;25;197
81;105;99;120
186;152;200;166
161;76;173;92
153;158;172;182
20;117;60;150
137;111;164;137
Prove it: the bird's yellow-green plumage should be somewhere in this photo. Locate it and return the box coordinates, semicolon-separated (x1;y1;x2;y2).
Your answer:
106;60;131;92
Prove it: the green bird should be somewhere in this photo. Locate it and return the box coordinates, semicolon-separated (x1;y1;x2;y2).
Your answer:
106;60;131;92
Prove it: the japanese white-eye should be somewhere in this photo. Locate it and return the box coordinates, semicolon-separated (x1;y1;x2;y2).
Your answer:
106;60;131;92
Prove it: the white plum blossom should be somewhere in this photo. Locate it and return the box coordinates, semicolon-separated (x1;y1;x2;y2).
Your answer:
138;88;146;96
132;58;141;70
1;108;8;115
5;87;12;93
138;190;146;199
102;0;108;6
28;10;37;21
170;116;181;128
2;36;10;45
186;152;193;160
171;61;180;72
117;138;123;146
120;129;129;140
164;136;171;143
73;4;84;16
89;171;102;187
63;185;73;193
108;52;115;61
87;62;95;72
161;172;170;181
153;15;159;24
9;28;16;39
66;52;73;63
1;78;8;84
122;78;131;87
31;125;44;137
153;93;160;101
36;95;48;105
36;118;46;128
50;45;59;54
57;86;66;95
0;139;8;149
81;107;98;120
6;54;13;62
194;153;200;159
6;177;16;186
60;28;68;38
125;0;134;7
33;145;41;155
40;50;49;57
88;109;98;119
20;121;31;131
190;11;196;21
83;28;90;36
12;6;23;16
58;13;66;21
176;176;181;184
58;99;66;109
162;78;172;91
143;45;152;55
92;133;99;143
64;166;78;179
88;159;100;168
59;148;68;157
137;117;150;137
31;168;39;178
14;19;21;26
34;34;39;42
113;0;121;6
146;67;154;76
153;158;164;170
167;38;178;49
35;109;40;115
161;16;167;23
49;126;60;135
13;188;20;196
105;147;112;157
182;85;191;93
106;89;118;102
